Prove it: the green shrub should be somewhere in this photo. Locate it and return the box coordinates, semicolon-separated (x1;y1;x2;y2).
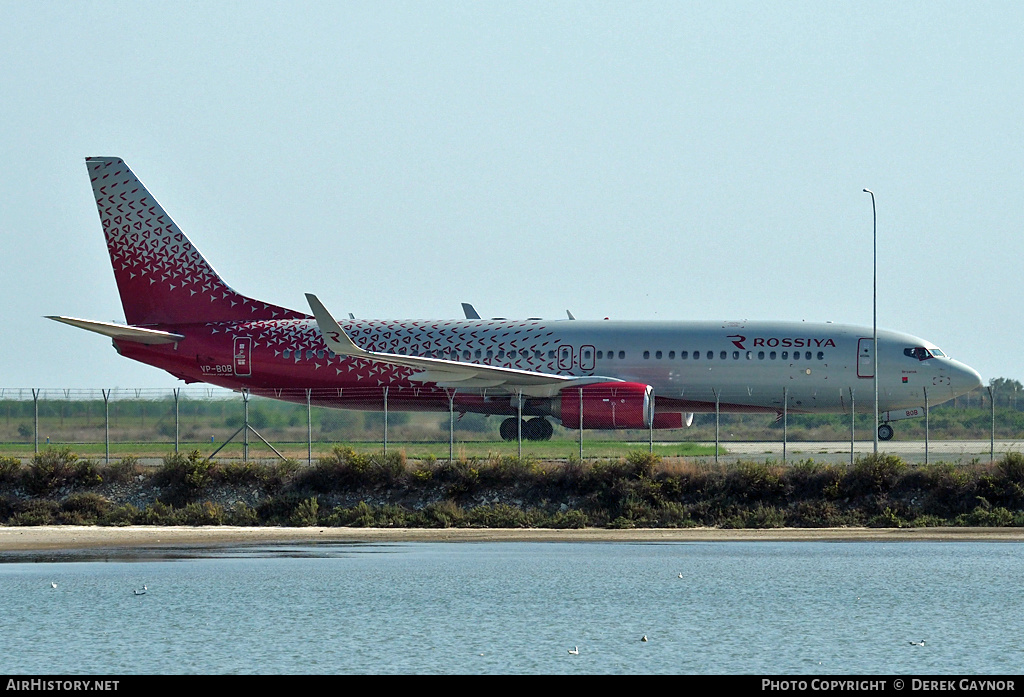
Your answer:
955;505;1021;527
866;506;909;528
464;503;536;528
226;502;259;526
296;447;405;490
26;448;80;495
624;450;661;479
848;453;908;495
727;461;785;501
140;501;179;525
540;509;589;529
719;504;786;529
179;501;225;526
481;456;538;485
104;456;143;484
0;456;22;485
103;504;142;526
10;500;60;525
421;500;463;527
997;451;1024;482
155;450;215;505
290;497;320;526
60;492;111;523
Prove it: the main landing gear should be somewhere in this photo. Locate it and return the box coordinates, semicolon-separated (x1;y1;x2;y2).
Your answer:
878;423;894;441
500;417;554;441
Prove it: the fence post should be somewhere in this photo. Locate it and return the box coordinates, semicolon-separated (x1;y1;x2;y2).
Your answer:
714;388;720;464
173;388;180;454
242;389;249;463
923;386;929;466
782;387;788;465
306;389;312;466
32;389;39;455
516;390;523;460
850;388;855;466
579;387;583;461
989;385;995;463
383;386;388;457
448;389;456;463
102;389;110;464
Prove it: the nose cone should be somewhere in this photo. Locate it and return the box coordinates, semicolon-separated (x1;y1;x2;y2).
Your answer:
950;361;983;398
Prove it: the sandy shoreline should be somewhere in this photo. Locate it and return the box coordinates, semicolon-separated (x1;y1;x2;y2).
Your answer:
0;525;1022;551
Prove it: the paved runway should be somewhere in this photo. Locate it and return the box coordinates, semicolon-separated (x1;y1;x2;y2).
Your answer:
683;439;1022;464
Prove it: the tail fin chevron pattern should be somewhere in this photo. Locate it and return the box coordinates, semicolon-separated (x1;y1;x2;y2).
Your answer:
86;157;305;326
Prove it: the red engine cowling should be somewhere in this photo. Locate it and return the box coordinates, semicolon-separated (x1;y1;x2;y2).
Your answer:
558;382;653;429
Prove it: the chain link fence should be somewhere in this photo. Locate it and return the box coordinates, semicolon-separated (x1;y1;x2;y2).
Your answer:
0;385;1020;465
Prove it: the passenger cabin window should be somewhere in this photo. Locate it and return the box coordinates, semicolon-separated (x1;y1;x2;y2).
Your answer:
706;351;713;360
719;351;726;360
644;351;650;359
618;351;625;359
680;351;688;359
669;351;675;359
655;350;662;359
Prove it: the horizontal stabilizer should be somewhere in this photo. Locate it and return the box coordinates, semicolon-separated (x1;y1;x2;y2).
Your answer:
47;316;185;345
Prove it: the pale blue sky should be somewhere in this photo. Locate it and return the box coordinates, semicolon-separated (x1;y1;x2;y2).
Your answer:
1;1;1021;390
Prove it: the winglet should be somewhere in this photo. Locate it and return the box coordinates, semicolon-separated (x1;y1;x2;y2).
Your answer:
461;303;481;320
304;294;368;358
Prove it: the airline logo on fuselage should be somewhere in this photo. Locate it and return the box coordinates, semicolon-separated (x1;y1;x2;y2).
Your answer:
727;334;837;350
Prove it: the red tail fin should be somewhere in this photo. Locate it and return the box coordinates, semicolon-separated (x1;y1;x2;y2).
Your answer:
85;157;306;326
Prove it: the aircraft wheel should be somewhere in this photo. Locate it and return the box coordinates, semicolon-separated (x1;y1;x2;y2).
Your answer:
524;417;553;441
537;417;554;441
878;423;894;441
499;418;519;441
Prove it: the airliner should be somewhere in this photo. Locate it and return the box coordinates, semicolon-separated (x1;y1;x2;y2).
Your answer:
49;157;983;442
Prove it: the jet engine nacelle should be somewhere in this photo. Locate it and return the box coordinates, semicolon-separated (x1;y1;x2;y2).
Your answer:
557;382;653;429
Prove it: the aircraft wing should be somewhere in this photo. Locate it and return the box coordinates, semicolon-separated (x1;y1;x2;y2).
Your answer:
305;294;617;396
47;316;185;345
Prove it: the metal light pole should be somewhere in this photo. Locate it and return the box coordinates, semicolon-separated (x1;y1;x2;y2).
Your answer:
863;188;879;455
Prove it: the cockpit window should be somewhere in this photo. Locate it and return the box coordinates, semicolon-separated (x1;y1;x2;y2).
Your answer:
904;347;933;361
930;348;945;357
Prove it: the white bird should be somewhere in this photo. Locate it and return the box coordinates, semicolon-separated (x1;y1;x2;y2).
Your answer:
133;589;146;596
641;635;648;642
50;582;57;589
568;646;579;655
909;640;926;646
678;573;683;579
